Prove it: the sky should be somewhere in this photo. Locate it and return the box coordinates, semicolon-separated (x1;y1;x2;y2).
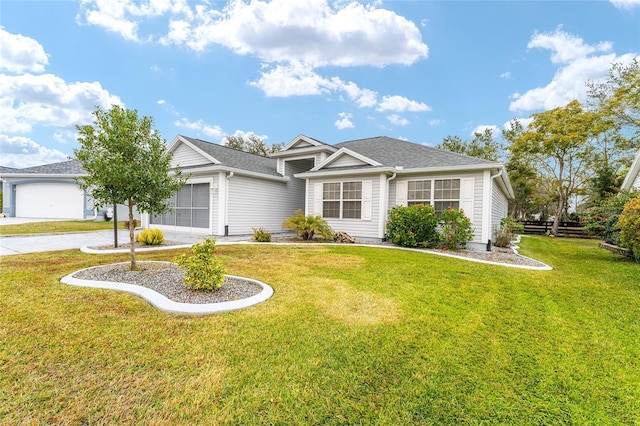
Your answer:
1;0;639;169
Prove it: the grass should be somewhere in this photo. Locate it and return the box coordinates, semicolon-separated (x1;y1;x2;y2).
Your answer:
1;236;638;424
0;220;114;235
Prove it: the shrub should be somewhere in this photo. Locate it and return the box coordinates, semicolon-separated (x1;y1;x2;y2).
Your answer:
386;204;440;248
493;225;512;248
175;238;225;291
137;228;165;245
581;190;639;244
283;209;333;241
439;208;474;250
500;216;524;234
253;227;272;242
618;197;640;262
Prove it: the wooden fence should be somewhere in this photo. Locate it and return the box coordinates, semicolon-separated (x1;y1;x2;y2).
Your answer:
519;220;589;238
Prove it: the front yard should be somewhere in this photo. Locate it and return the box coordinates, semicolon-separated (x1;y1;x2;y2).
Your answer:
1;237;638;424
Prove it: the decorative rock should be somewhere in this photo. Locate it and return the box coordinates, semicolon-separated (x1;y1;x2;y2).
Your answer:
334;231;357;243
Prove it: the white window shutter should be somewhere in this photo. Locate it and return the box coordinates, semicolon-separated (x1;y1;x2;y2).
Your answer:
313;182;323;216
361;180;372;220
395;181;408;206
460;178;474;221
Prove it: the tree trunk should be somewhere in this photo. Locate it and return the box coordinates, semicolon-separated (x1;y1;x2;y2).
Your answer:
551;193;564;236
128;202;137;270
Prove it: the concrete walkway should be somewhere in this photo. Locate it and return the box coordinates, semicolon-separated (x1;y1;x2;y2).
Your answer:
0;229;220;256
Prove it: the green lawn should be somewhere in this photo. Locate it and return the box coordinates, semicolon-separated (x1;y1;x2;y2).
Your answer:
0;220;114;235
1;237;638;424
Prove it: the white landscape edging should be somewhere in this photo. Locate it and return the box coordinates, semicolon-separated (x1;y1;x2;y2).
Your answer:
60;266;274;315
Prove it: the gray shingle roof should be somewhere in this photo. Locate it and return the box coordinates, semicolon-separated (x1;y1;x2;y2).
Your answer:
2;159;85;175
0;166;18;174
334;136;497;169
180;136;280;177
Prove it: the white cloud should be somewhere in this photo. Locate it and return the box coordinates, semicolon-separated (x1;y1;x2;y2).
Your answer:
610;0;640;9
156;99;166;105
0;135;69;168
335;112;354;129
224;129;269;142
528;29;612;64
428;119;443;127
376;95;431;113
338;79;378;108
0;27;49;74
471;125;499;137
387;114;409;126
77;0;192;42
250;61;338;97
159;0;428;67
173;117;224;139
0;73;122;134
500;71;511;79
502;117;533;132
509;29;638;112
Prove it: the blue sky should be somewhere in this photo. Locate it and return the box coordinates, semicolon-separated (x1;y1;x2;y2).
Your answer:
1;0;639;168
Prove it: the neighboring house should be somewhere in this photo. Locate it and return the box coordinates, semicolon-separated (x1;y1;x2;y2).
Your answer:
144;134;513;250
621;149;640;191
0;160;139;221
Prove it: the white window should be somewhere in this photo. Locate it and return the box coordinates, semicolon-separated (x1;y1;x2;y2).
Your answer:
406;179;460;214
323;181;362;219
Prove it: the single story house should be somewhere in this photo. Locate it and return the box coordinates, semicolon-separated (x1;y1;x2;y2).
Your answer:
1;134;514;249
0;160;138;221
143;134;514;250
621;149;640;191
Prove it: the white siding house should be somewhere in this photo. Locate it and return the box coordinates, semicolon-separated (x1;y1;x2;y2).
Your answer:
621;149;640;191
1;134;515;250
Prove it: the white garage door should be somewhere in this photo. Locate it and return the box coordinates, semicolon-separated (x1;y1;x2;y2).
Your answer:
16;183;85;219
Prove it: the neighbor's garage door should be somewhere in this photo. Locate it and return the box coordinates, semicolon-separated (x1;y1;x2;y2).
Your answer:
16;183;84;219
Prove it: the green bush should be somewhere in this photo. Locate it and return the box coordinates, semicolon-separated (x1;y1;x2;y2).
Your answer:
386;204;440;248
618;197;640;262
253;227;272;242
500;216;524;234
439;208;474;250
175;238;225;291
581;190;639;244
283;209;333;241
137;228;165;245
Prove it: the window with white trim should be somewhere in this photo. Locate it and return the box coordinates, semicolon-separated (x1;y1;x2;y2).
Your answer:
406;179;460;214
322;181;362;219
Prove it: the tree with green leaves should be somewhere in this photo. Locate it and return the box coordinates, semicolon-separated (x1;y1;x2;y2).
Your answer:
509;100;598;235
75;105;186;270
224;134;284;156
587;58;640;145
437;128;503;162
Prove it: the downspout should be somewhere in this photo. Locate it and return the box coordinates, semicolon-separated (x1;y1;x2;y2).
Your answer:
224;172;234;236
382;172;397;240
487;168;503;251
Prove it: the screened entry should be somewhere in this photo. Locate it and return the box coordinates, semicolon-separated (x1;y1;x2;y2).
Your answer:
151;183;209;228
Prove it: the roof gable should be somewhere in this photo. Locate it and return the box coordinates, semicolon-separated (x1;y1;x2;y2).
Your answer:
175;135;281;177
621;149;640;191
282;134;329;151
313;147;382;171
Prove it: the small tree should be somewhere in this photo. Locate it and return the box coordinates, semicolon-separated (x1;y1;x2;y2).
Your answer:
283;210;333;241
618;197;640;262
75;105;186;270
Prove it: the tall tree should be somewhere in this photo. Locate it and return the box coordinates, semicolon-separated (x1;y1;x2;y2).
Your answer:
587;58;640;146
224;134;284;156
509;100;598;235
502;120;538;219
75;105;186;270
437;128;502;162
